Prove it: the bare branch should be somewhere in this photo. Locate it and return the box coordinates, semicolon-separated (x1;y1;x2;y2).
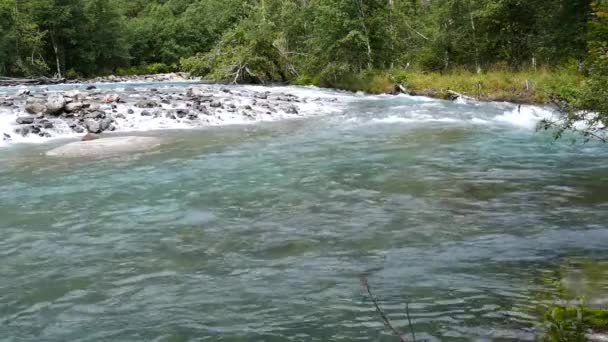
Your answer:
361;277;409;342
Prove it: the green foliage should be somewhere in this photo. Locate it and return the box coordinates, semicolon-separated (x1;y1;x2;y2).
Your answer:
539;1;608;141
542;304;608;341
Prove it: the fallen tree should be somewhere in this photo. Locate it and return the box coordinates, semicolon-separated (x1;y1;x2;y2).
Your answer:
0;77;66;87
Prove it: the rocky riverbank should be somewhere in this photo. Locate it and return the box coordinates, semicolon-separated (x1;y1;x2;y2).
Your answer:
0;82;339;144
80;72;195;84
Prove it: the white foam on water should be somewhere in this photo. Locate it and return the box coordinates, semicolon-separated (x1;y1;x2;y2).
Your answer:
370;115;463;125
493;105;556;129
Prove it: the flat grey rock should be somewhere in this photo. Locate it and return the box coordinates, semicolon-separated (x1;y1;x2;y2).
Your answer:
46;136;162;158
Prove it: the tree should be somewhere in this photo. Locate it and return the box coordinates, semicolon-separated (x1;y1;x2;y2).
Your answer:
540;1;608;142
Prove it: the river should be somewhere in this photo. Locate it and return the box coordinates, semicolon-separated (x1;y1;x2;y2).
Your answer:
1;82;607;341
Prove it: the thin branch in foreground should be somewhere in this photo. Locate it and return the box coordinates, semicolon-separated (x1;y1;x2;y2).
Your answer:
361;277;415;342
539;118;607;143
405;303;417;342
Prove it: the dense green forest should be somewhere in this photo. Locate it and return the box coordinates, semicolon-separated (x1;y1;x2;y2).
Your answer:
0;0;606;126
0;0;598;78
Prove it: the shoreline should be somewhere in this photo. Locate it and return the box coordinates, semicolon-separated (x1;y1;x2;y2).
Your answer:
0;70;574;107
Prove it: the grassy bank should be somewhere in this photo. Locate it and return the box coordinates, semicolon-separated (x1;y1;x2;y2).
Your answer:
304;67;585;105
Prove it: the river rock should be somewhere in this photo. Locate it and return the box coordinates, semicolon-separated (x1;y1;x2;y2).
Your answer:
85;102;101;112
16;116;35;125
84;119;101;134
100;118;112;131
135;100;159;108
103;94;120;103
81;133;100;141
186;88;203;98
210;101;222;108
64;90;86;99
65;102;84;113
46;136;162;158
84;111;105;120
17;89;31;96
46;94;66;115
14;125;31;136
3;133;11;141
141;110;152;116
25;99;46;114
176;109;189;118
37;119;54;129
285;105;299;114
72;125;85;133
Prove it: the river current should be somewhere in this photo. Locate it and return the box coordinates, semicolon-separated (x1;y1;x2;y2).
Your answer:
1;82;607;341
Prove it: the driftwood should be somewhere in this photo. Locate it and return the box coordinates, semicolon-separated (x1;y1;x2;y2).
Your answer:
0;76;66;87
446;89;475;102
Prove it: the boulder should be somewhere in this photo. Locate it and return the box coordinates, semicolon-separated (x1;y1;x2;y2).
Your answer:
17;89;31;96
210;101;222;108
16;116;35;125
46;94;66;115
84;119;101;134
85;85;97;90
186;88;203;98
99;118;112;131
141;110;152;116
65;102;84;113
25;99;46;114
103;94;121;103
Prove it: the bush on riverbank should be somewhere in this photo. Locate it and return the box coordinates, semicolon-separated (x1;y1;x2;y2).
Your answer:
543;305;608;341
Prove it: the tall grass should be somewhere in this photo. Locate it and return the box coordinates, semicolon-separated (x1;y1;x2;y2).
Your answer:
403;66;584;103
298;65;585;104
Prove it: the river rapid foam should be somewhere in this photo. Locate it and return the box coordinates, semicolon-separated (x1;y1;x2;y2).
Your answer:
0;82;557;148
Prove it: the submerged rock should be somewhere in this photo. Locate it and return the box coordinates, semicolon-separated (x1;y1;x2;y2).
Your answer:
16;116;35;125
81;133;100;141
46;136;162;158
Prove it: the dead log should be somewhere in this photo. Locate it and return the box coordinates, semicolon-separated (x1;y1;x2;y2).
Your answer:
447;89;475;102
0;76;66;87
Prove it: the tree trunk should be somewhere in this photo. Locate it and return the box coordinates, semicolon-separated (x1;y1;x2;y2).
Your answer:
50;32;62;79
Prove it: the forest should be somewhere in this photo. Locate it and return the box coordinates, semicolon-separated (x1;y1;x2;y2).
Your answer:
0;0;607;128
